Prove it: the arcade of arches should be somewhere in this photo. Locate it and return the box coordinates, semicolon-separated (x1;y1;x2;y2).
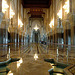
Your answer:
0;0;75;45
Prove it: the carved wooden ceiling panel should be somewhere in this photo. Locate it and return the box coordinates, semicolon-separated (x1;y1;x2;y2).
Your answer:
22;0;51;18
22;0;51;8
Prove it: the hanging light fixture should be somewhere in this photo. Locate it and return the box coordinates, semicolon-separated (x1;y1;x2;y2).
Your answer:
2;0;9;13
34;54;38;60
57;8;62;19
49;18;54;28
18;19;23;27
63;0;69;14
34;24;39;31
7;71;13;75
10;7;15;19
17;58;23;68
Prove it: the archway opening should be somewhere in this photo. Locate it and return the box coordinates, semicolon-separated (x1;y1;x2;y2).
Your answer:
32;30;40;43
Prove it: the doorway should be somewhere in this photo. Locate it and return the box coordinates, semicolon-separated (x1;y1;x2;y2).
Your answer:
35;33;38;43
32;30;40;43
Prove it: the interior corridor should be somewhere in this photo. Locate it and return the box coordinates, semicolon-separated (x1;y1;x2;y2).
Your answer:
0;0;75;75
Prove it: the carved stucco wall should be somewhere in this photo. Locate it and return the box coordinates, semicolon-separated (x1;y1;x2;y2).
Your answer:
31;18;46;37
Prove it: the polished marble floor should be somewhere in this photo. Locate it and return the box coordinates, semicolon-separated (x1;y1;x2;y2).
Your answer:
0;43;75;75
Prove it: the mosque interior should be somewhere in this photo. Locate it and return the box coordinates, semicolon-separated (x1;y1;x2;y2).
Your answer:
0;0;75;75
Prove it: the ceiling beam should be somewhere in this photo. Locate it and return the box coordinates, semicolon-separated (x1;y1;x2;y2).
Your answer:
22;0;51;8
23;4;49;8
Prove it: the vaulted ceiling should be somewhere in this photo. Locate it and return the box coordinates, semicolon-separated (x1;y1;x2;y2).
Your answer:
22;0;51;8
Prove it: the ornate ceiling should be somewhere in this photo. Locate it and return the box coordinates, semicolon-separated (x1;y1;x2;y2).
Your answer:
22;0;51;8
22;0;51;18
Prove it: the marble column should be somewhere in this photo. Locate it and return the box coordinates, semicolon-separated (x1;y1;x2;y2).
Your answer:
73;26;75;45
50;32;53;43
0;12;4;24
56;28;64;44
24;35;25;45
0;0;2;12
21;33;23;43
52;30;55;43
9;27;16;43
54;29;57;43
15;29;17;44
0;13;5;44
64;22;71;45
69;14;75;45
53;34;55;43
18;33;19;43
64;29;71;45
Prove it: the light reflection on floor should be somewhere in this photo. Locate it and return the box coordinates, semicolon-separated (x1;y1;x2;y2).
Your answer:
34;54;38;60
0;43;75;75
7;71;13;75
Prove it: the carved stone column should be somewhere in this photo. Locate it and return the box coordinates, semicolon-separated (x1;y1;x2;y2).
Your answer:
68;13;75;45
14;28;17;44
0;12;3;24
55;27;64;44
10;27;15;43
1;19;9;44
49;29;53;43
0;13;4;44
21;32;23;43
0;0;2;12
63;20;71;45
